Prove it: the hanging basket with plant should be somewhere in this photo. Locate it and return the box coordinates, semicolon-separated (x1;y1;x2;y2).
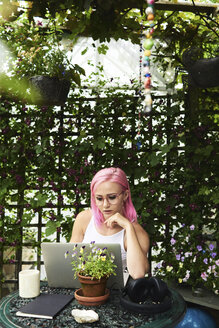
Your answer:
9;18;85;106
28;48;84;106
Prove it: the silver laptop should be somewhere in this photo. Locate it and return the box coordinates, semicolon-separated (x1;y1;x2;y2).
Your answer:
41;242;125;289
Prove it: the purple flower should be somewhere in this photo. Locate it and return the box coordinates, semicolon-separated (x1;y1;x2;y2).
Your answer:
203;258;208;264
64;251;69;258
171;238;176;245
211;252;217;258
201;272;208;281
15;174;23;184
0;206;4;215
58;195;63;202
173;194;180;200
25;118;31;126
176;254;181;261
190;224;195;230
197;245;202;251
2;126;10;134
9;259;15;264
209;244;214;251
189;203;198;211
49;212;56;221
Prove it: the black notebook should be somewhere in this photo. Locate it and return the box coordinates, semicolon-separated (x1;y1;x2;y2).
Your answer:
16;293;74;319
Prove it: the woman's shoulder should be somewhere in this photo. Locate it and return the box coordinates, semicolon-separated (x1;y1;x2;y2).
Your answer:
76;209;92;221
70;209;92;242
132;221;149;238
75;209;92;226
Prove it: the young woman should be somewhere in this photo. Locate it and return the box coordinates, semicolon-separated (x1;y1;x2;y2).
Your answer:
70;167;150;279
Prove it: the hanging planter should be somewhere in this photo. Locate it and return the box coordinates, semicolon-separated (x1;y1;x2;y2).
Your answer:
182;48;219;88
29;75;71;106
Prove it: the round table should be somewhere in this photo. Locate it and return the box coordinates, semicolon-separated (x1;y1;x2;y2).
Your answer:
0;284;186;328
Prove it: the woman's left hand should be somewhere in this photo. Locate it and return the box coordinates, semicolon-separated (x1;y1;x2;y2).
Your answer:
104;212;131;230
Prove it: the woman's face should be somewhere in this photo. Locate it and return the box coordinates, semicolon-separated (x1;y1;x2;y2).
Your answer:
94;181;128;220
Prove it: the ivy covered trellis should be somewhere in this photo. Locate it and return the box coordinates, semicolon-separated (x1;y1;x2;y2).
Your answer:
0;0;218;297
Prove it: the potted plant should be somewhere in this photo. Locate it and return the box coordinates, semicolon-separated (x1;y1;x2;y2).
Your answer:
8;17;85;106
28;47;85;106
65;242;117;305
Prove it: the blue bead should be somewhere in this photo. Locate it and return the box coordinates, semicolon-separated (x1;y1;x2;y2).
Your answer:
145;73;151;77
136;139;141;150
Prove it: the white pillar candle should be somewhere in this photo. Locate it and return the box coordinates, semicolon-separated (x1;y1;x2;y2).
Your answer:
19;269;40;298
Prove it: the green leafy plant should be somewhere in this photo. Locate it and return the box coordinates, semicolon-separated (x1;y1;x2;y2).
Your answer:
65;242;117;280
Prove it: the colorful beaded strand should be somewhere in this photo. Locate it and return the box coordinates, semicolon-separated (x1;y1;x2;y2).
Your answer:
137;22;143;150
142;0;155;114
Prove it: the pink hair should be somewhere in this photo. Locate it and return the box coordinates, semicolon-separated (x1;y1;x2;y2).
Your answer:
90;167;137;226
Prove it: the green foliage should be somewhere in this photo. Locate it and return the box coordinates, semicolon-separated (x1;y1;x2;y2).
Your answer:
0;1;218;293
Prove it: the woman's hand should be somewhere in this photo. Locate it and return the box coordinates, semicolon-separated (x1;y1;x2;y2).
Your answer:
105;212;150;279
104;212;132;230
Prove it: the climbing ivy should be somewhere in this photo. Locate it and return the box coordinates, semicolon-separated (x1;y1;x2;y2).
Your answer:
0;1;218;293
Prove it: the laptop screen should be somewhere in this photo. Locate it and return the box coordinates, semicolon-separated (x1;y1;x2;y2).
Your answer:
41;242;125;289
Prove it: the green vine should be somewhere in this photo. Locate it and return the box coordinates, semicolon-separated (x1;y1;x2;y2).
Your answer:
0;1;218;293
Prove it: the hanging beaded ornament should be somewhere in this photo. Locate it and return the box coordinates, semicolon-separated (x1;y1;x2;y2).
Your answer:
137;23;143;150
137;0;155;150
142;0;155;114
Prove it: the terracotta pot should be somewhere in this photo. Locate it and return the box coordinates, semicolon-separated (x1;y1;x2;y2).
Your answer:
77;273;108;297
75;288;110;306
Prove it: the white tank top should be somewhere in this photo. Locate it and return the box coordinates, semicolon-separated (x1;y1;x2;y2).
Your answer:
82;216;127;271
